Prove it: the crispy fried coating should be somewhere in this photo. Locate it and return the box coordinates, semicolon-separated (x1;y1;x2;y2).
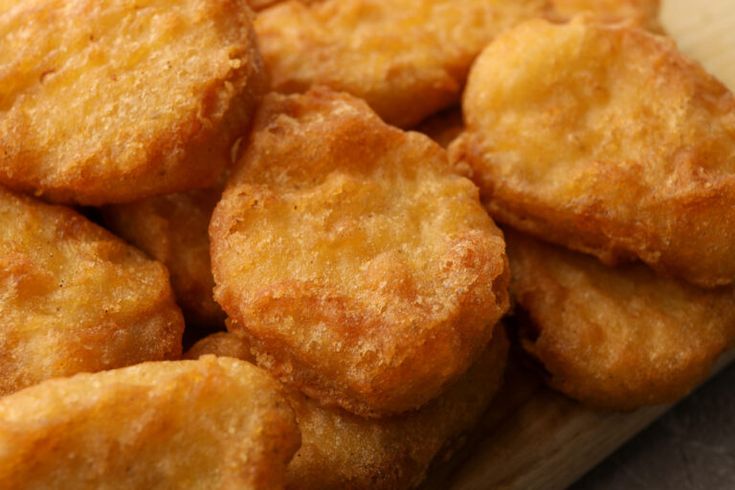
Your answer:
452;18;735;288
255;0;550;128
0;0;266;205
550;0;661;31
248;0;321;12
186;329;508;490
415;107;464;149
103;190;225;330
0;187;183;396
0;356;300;489
507;231;735;410
210;89;510;417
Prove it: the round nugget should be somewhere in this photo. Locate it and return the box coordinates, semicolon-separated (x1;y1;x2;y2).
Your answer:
507;231;735;410
103;189;225;330
0;0;266;205
255;0;549;128
452;17;735;287
186;328;508;490
210;89;510;417
0;357;300;489
0;187;183;395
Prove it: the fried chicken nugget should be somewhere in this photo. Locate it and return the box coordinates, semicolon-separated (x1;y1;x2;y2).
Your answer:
550;0;662;31
185;329;508;490
255;0;550;128
452;18;735;288
0;0;266;205
0;187;183;395
210;89;510;417
507;231;735;410
0;356;300;489
103;189;225;330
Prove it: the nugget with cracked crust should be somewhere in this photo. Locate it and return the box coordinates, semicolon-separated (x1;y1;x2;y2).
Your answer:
0;187;183;396
0;356;300;489
210;89;510;417
0;0;266;205
186;328;508;490
550;0;661;31
255;0;549;128
103;189;225;330
507;231;735;410
452;18;735;287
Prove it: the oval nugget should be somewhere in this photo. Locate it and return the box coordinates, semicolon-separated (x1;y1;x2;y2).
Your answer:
507;231;735;410
452;18;735;287
186;329;508;490
210;89;510;417
0;0;265;205
0;356;300;490
0;187;183;395
103;189;225;331
255;0;549;128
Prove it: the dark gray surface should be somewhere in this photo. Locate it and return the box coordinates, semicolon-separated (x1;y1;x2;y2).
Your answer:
571;363;735;490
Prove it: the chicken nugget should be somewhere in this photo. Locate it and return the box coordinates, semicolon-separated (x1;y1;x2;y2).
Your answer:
452;17;735;287
0;356;300;489
186;328;508;490
210;89;510;417
415;107;464;149
507;230;735;410
0;187;183;395
255;0;550;128
550;0;661;31
0;0;266;205
103;189;225;331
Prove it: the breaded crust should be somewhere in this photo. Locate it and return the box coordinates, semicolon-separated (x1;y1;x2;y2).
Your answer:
550;0;662;31
103;189;225;330
210;88;510;417
255;0;549;128
185;328;508;490
452;18;735;287
415;107;464;149
0;187;183;396
507;231;735;410
0;0;266;205
0;357;301;490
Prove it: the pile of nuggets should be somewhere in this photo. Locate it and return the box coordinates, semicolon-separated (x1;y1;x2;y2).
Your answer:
1;0;734;488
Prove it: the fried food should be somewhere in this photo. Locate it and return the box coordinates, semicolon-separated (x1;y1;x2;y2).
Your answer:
0;356;300;489
550;0;662;31
0;0;266;205
415;107;464;149
255;0;550;128
210;88;510;417
248;0;320;12
507;230;735;410
452;17;735;288
186;328;508;490
103;189;225;330
0;187;183;396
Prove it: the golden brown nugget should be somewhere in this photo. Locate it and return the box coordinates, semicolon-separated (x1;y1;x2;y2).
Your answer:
186;329;508;490
0;187;183;396
210;89;510;417
256;0;549;128
0;0;266;205
0;356;300;490
415;107;464;149
103;189;225;330
507;231;735;410
550;0;661;30
452;18;735;288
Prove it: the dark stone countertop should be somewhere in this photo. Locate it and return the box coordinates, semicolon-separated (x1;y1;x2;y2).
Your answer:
572;363;735;490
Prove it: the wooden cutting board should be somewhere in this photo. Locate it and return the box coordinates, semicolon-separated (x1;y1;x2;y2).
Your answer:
423;1;735;489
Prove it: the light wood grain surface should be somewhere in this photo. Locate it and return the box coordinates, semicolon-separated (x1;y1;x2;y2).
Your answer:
429;1;735;489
